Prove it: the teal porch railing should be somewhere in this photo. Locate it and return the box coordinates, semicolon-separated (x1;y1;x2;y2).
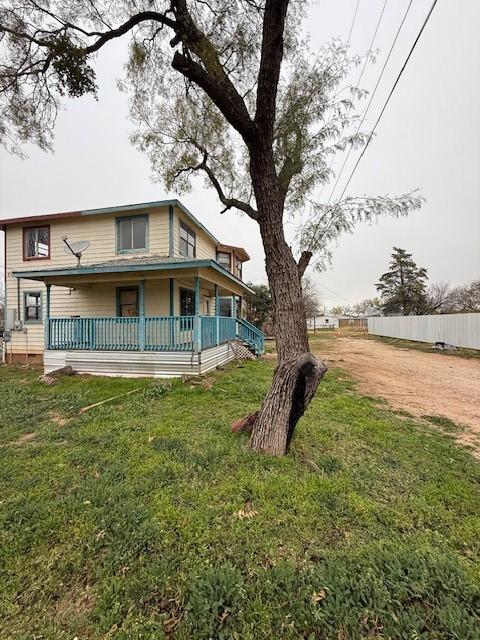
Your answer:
236;317;265;355
47;315;264;353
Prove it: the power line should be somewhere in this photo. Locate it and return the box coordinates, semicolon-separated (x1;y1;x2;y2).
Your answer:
319;0;389;200
305;0;437;261
346;0;362;50
333;0;439;205
316;283;357;306
325;0;415;207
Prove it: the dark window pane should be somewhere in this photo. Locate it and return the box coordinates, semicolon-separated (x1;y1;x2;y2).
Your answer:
118;287;138;317
180;223;196;257
119;219;131;250
219;298;232;317
24;226;49;258
132;217;146;249
180;289;195;316
26;232;36;257
37;227;49;257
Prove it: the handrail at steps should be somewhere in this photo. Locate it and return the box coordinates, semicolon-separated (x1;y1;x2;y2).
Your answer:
235;317;265;354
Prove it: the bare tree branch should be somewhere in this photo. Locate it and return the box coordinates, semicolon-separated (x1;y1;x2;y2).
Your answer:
177;146;258;219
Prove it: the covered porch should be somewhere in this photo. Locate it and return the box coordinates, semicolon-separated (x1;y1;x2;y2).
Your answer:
13;257;264;376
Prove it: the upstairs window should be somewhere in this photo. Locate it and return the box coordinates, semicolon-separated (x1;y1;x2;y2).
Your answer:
217;251;231;272
117;215;148;253
235;257;242;280
24;292;42;321
23;226;50;260
180;221;196;258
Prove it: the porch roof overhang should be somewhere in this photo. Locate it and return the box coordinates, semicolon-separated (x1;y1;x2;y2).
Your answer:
12;256;254;294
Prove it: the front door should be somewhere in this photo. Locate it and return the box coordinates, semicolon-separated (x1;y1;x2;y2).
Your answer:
180;288;196;316
117;286;139;317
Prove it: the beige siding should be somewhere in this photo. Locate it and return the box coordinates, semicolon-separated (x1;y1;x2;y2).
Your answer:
7;206;169;273
173;207;216;260
5;207;169;354
3;203;248;356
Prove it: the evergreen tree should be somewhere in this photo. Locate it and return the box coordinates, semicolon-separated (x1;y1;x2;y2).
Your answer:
245;284;272;329
376;248;428;316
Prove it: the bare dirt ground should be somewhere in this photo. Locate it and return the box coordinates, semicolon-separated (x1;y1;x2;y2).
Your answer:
313;335;480;457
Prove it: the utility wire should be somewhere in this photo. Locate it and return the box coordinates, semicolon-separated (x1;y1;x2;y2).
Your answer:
346;0;362;50
333;0;438;205
325;0;415;207
319;0;389;200
305;0;437;258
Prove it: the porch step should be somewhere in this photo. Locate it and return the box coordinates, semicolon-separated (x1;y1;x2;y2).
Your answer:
229;340;256;360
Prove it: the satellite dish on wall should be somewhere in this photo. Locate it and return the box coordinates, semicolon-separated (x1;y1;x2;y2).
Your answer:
62;237;91;266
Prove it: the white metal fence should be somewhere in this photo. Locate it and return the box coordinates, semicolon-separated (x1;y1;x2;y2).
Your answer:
368;313;480;350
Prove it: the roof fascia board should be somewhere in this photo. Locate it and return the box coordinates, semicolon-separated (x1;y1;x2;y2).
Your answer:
12;258;253;293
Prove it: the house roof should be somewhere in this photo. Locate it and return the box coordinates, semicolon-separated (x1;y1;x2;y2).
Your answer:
0;198;220;246
12;255;253;293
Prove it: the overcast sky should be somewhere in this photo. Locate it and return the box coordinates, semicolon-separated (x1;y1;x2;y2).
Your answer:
1;0;479;310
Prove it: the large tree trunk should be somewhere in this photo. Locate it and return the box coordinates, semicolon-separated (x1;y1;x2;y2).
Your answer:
246;174;327;454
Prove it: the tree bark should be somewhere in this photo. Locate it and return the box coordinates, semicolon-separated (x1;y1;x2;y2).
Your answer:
246;165;327;455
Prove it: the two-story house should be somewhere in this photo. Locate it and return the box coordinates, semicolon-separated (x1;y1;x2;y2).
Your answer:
1;199;264;377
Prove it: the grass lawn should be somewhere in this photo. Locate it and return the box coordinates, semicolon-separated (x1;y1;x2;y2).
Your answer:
0;358;479;639
363;334;480;360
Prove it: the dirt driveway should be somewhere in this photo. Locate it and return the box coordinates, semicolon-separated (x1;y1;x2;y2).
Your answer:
313;336;480;457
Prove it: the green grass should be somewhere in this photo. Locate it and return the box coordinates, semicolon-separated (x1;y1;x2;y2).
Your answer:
0;361;479;639
364;334;480;360
422;414;463;433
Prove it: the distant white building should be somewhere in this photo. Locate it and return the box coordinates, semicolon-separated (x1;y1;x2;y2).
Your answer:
307;315;339;330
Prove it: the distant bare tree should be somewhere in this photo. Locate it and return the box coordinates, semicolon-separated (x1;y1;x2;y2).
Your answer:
352;297;382;316
330;305;353;317
302;278;321;319
449;280;480;313
426;281;453;314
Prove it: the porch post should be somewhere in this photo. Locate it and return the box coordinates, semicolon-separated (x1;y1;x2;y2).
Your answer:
139;279;145;351
169;278;175;349
194;275;201;352
169;278;175;316
214;284;220;346
45;283;51;349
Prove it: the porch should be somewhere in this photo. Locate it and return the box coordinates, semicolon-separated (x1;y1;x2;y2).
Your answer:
12;255;264;377
46;314;264;354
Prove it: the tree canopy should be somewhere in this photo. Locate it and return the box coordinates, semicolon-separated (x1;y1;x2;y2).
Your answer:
0;0;423;273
